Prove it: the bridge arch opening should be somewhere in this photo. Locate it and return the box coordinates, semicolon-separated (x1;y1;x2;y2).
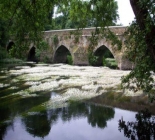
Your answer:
6;41;15;52
53;45;72;64
93;45;117;68
27;46;38;62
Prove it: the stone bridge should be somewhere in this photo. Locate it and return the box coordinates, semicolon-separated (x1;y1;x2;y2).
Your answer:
9;26;134;70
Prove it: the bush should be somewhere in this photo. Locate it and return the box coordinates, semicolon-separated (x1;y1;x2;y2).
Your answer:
103;58;117;69
53;35;59;46
35;40;49;62
35;48;41;60
0;47;9;60
0;47;24;64
44;25;52;31
67;55;73;65
43;56;50;63
88;52;98;65
0;58;23;64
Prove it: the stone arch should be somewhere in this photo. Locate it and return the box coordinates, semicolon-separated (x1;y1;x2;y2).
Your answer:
93;45;115;66
27;46;38;62
6;41;15;52
53;45;73;64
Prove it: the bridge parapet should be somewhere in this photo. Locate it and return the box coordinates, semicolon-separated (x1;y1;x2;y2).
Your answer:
43;26;127;37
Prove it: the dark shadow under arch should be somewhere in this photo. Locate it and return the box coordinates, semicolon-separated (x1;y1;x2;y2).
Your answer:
27;46;38;62
53;45;72;64
93;45;114;66
7;41;15;52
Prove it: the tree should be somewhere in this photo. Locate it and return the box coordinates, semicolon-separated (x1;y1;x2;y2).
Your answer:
0;0;56;58
121;0;155;96
0;19;8;47
52;0;118;30
130;0;155;61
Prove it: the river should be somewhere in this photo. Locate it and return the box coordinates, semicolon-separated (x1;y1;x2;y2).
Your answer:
0;63;136;140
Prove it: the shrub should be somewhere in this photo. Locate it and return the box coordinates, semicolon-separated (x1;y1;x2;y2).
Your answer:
88;52;98;65
0;47;10;60
103;58;117;69
0;58;23;64
43;56;50;63
67;55;73;65
53;35;59;46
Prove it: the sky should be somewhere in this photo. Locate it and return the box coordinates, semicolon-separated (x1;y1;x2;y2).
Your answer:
116;0;135;26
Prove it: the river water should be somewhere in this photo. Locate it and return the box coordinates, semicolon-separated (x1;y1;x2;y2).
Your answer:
0;63;136;140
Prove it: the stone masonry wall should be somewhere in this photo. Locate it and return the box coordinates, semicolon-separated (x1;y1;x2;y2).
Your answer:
41;26;133;70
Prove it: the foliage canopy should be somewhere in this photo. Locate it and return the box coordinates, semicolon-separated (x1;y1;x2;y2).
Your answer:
122;0;155;96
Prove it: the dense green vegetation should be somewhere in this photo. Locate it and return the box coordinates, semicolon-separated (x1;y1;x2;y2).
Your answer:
51;1;118;30
0;46;23;64
89;53;117;69
67;55;73;65
121;0;155;96
88;52;98;66
0;47;9;60
103;58;117;69
88;45;117;68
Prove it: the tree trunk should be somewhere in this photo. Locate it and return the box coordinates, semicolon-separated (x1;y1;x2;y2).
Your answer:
130;0;155;61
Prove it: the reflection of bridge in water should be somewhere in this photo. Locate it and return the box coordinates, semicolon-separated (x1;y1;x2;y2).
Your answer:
8;26;134;70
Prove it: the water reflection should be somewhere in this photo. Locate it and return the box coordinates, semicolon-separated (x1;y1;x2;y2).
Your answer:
88;104;114;128
0;122;10;140
1;102;137;140
23;113;51;138
119;109;155;140
21;102;114;139
0;93;51;140
0;95;51;122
